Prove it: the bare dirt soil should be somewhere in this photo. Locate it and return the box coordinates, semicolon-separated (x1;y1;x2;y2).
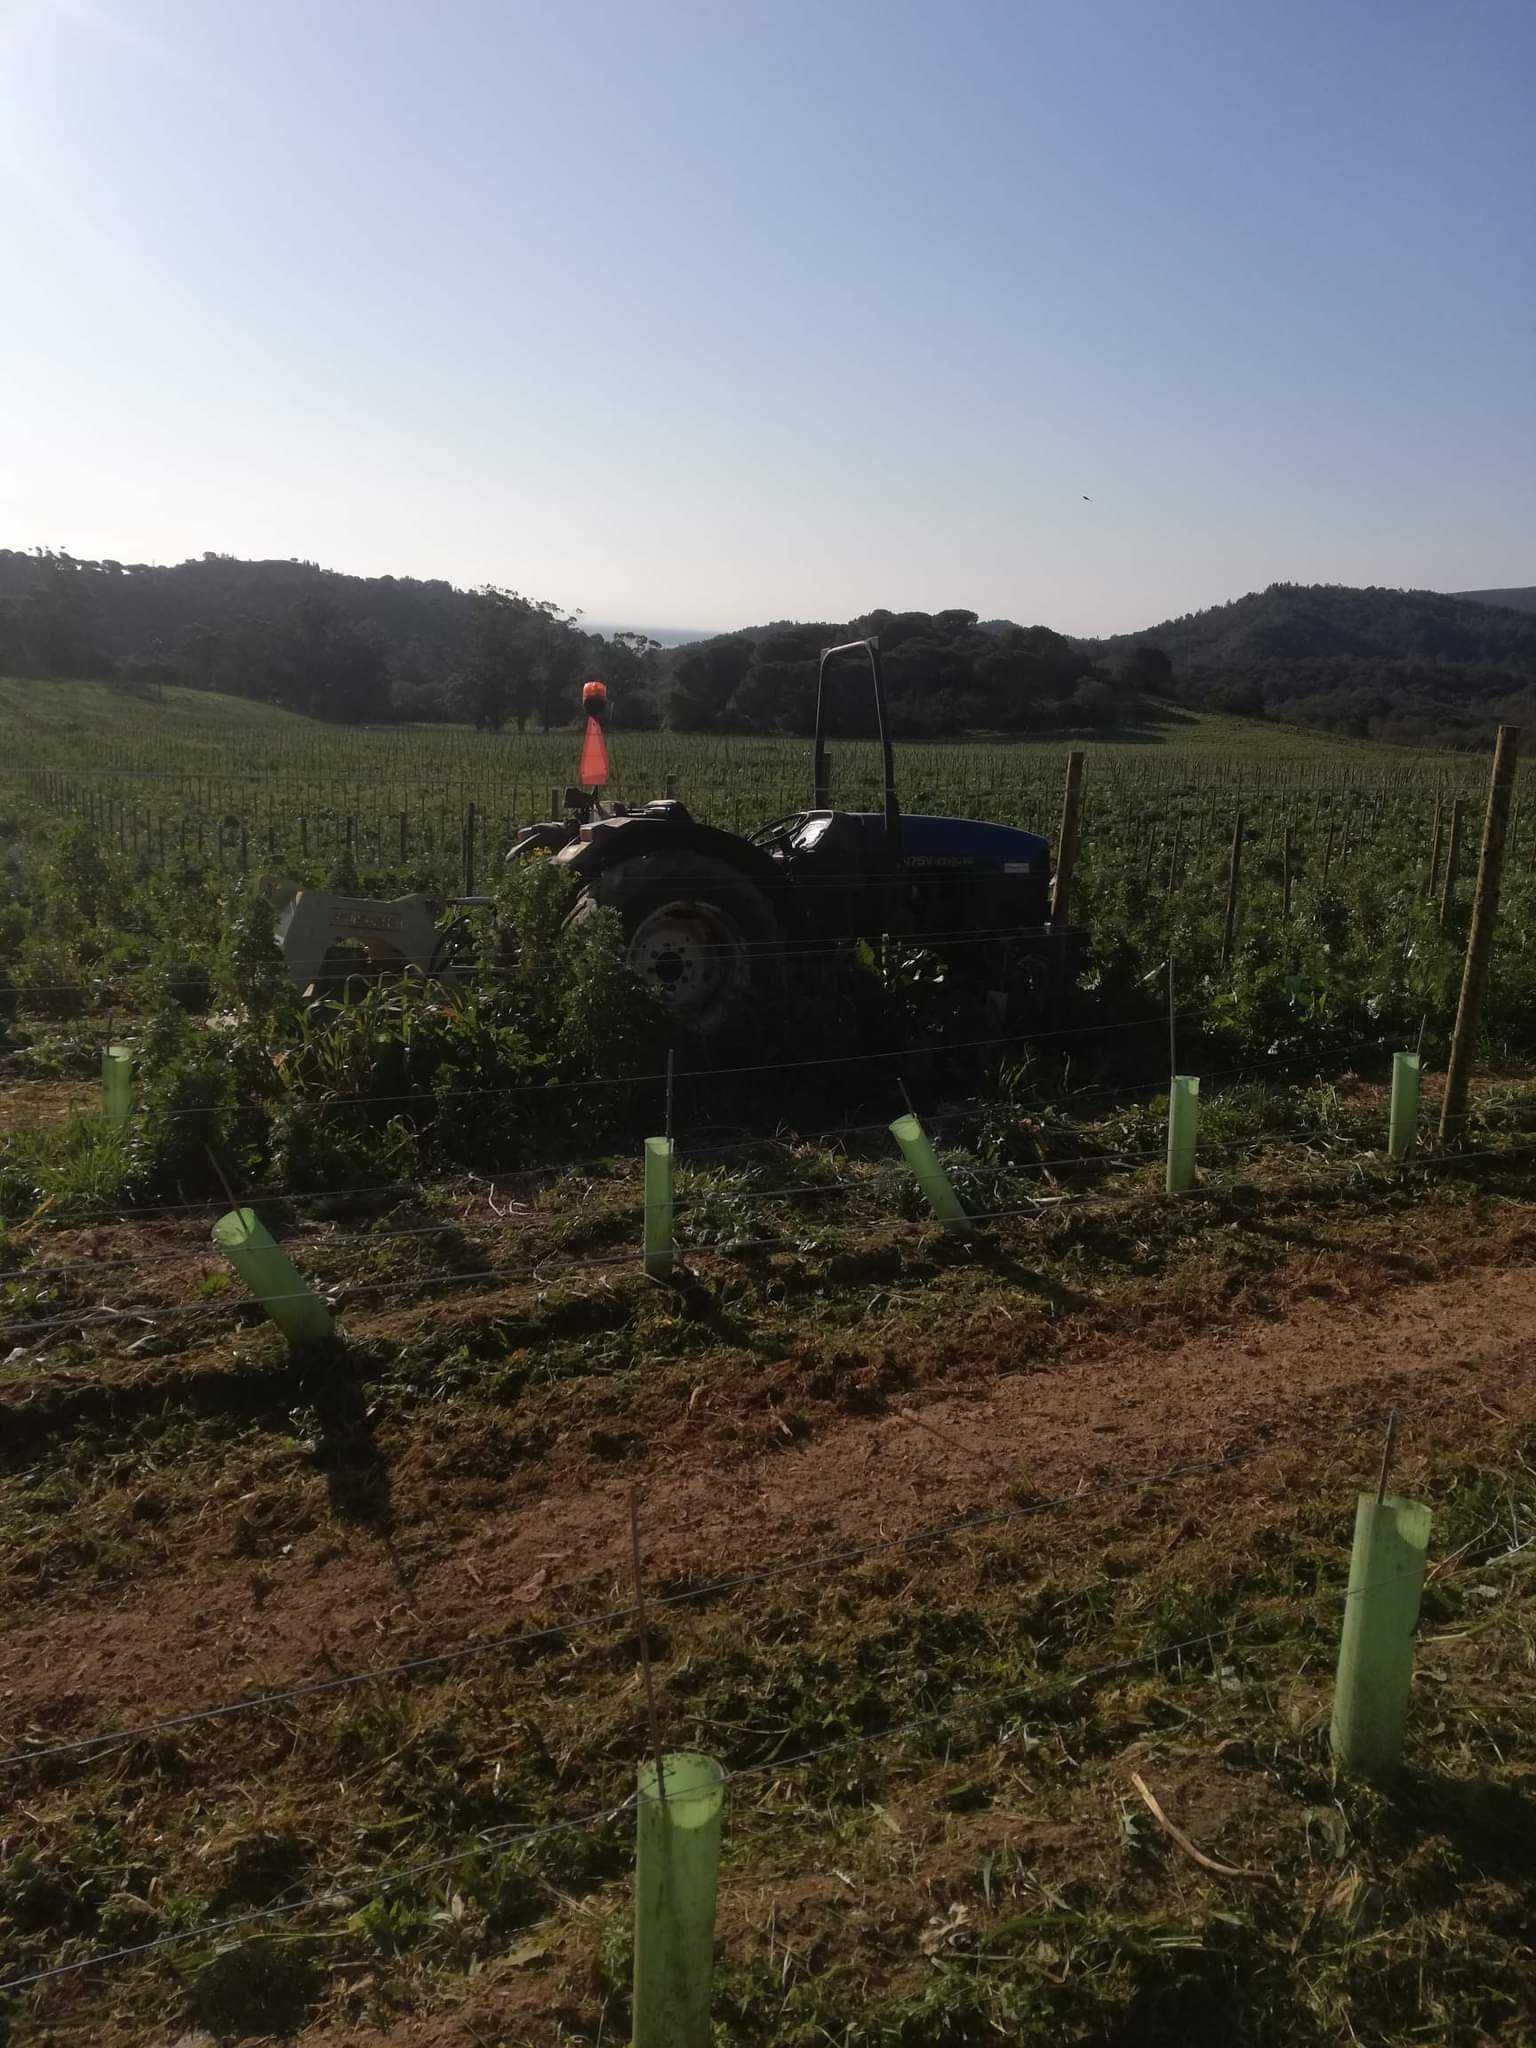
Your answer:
5;1220;1532;1756
6;1174;1536;2048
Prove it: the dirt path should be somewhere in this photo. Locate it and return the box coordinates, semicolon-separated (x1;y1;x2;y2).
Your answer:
421;1247;1535;1603
5;1243;1533;1746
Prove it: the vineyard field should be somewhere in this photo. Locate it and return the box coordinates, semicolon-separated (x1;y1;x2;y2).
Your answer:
1;676;1506;891
2;680;1536;2047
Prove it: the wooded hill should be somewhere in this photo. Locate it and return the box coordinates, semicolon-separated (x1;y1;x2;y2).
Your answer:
0;551;1139;739
1084;581;1536;744
1454;586;1536;615
2;548;1533;745
646;584;1536;743
0;548;622;732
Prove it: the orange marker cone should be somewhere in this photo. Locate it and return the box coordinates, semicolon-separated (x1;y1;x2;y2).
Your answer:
579;715;609;789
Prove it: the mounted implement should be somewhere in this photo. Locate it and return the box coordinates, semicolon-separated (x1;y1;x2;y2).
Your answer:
273;887;483;996
510;640;1089;1046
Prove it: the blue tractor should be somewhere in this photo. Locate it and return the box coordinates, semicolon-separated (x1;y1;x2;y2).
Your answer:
512;639;1089;1047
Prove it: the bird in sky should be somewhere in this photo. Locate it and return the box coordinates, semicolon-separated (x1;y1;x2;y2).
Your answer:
1082;494;1092;501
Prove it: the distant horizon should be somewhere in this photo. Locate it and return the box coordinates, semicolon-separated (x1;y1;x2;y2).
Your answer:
9;539;1530;648
590;574;1536;645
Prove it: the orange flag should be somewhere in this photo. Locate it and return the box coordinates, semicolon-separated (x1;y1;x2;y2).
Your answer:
579;714;608;789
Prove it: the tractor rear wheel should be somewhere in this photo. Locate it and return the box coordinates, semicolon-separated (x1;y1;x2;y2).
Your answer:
574;850;781;1046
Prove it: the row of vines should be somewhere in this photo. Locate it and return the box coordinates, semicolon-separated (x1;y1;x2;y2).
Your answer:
1;711;1532;1223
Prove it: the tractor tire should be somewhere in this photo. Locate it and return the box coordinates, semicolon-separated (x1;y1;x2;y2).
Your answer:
573;850;782;1047
992;942;1056;1032
984;929;1087;1036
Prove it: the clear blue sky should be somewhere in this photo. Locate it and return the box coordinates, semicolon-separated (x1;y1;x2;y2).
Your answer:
1;0;1531;634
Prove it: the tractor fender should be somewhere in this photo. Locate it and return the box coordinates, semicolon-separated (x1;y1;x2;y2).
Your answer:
554;816;783;895
507;821;577;862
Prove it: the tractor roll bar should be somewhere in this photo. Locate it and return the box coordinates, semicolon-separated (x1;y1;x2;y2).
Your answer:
813;637;900;852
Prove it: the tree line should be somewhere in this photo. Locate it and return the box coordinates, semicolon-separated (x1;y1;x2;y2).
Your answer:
4;550;1533;746
0;551;1152;737
662;611;1161;736
0;548;673;731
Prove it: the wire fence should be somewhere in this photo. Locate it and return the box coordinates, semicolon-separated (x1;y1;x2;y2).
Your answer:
2;1371;1529;1998
3;878;1535;2004
1;1031;1423;1239
8;1622;1272;1994
0;1110;1407;1289
5;1135;1531;1349
1;1023;1504;1243
4;1126;1534;1367
0;1444;1262;1771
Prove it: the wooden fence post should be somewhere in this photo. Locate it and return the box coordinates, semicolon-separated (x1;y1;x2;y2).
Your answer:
1049;751;1084;925
1440;728;1520;1142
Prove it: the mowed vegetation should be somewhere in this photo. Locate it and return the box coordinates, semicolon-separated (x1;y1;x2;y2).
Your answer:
2;680;1536;2045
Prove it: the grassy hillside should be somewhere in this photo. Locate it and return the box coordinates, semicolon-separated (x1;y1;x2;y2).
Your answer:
1455;586;1536;615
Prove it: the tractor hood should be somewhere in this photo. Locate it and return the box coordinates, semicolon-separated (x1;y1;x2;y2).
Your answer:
842;812;1049;874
